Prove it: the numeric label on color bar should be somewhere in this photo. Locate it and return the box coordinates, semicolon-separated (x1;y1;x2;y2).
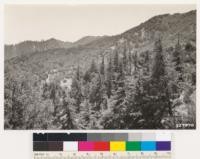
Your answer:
33;151;172;159
33;133;172;159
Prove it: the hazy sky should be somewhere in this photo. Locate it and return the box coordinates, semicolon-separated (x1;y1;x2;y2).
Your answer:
5;4;196;44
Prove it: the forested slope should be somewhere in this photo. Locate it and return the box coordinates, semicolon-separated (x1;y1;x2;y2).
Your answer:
4;10;196;129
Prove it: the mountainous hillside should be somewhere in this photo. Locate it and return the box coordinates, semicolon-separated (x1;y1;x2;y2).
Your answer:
5;10;196;62
4;10;196;130
5;36;103;60
70;10;196;73
5;38;71;60
123;10;196;47
72;36;103;46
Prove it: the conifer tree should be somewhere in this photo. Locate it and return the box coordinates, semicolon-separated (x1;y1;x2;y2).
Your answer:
112;61;126;111
5;80;33;129
143;51;150;75
128;47;132;75
151;39;165;80
100;56;105;76
127;75;144;128
90;59;98;73
70;68;82;113
173;36;183;81
76;64;80;81
89;73;103;111
122;43;128;72
83;70;91;83
108;61;127;128
49;83;60;116
137;39;171;128
79;99;91;129
106;55;113;98
132;51;139;74
9;82;25;129
57;97;76;129
113;49;119;72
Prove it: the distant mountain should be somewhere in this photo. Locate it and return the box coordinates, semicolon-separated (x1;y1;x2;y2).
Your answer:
53;10;196;70
69;10;196;55
5;10;196;79
5;36;103;60
73;36;103;46
4;38;73;60
122;10;196;47
5;10;195;61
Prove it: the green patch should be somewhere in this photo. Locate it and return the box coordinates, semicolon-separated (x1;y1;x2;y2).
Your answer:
126;141;141;151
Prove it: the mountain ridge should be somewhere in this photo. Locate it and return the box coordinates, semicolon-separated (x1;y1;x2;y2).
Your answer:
5;10;196;60
5;36;103;60
5;10;196;71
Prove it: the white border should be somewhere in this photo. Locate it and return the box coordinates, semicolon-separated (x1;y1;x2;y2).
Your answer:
0;1;197;133
1;0;198;4
0;1;199;159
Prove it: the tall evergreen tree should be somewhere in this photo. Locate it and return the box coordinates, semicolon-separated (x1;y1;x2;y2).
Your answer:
90;59;98;73
112;61;126;111
70;77;82;113
9;82;25;129
83;70;91;83
76;64;80;81
89;73;103;111
106;55;113;98
128;46;132;75
100;56;105;76
113;49;119;72
108;61;127;128
122;43;128;72
127;75;145;128
132;51;139;74
57;97;76;129
173;36;183;81
136;39;171;128
79;99;91;129
144;51;150;75
151;39;165;80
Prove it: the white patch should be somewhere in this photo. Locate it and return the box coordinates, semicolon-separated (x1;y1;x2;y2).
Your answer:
134;32;139;36
118;38;126;44
110;46;116;50
45;74;51;84
60;78;72;90
141;28;145;39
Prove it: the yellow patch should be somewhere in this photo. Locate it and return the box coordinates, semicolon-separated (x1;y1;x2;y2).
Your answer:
110;141;126;151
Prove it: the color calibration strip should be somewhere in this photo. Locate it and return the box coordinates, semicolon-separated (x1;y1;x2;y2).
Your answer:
33;133;171;152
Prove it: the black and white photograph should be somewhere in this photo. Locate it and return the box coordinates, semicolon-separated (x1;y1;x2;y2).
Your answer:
4;4;196;130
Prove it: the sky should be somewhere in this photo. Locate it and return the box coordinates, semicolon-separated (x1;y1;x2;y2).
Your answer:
4;4;196;44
